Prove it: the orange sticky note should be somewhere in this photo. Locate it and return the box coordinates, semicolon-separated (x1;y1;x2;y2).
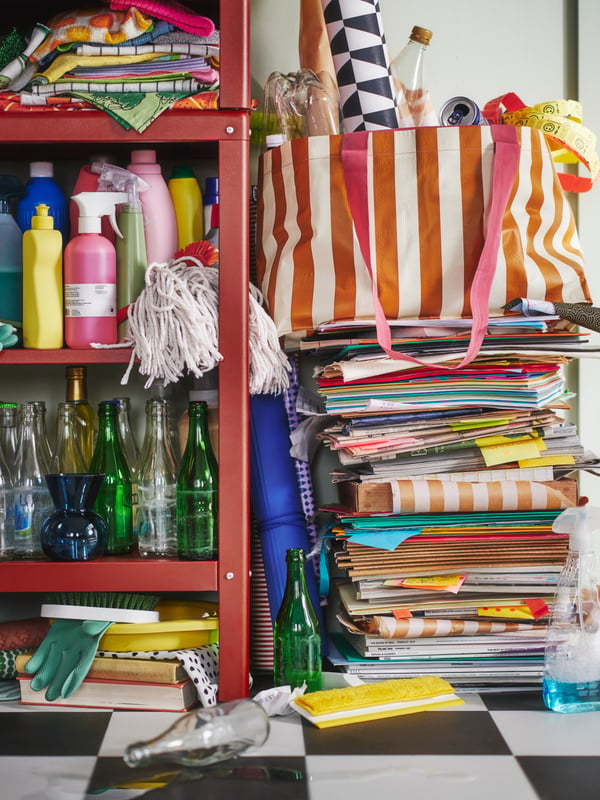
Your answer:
392;608;413;619
399;575;467;594
525;598;550;619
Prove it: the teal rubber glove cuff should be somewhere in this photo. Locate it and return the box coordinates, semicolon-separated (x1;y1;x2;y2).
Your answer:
25;618;113;701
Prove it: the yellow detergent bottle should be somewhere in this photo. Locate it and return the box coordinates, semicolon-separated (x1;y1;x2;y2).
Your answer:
22;203;63;349
168;165;203;249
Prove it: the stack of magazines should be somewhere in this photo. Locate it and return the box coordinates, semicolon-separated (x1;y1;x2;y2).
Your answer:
309;315;600;691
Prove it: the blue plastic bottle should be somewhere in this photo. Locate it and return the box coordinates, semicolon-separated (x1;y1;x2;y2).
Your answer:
543;506;600;713
18;161;69;241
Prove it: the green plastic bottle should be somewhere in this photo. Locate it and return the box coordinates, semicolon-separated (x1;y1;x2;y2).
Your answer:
176;401;218;560
273;548;322;693
89;400;133;555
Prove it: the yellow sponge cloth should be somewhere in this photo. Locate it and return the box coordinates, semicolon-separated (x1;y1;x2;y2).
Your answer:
290;676;464;728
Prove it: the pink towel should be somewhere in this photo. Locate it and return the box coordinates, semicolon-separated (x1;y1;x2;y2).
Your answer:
110;0;215;36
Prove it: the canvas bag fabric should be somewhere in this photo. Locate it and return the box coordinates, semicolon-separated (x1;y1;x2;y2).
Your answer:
256;124;591;362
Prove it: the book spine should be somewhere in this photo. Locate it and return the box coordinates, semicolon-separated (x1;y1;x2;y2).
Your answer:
15;654;185;684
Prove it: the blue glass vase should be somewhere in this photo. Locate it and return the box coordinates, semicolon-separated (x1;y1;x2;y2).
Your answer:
41;473;108;561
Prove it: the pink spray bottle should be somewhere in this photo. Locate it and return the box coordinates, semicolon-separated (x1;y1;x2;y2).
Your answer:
64;191;128;348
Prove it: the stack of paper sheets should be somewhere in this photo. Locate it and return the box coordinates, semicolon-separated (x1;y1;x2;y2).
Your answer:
309;317;600;691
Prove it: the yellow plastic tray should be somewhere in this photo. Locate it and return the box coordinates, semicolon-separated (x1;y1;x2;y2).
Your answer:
99;599;219;652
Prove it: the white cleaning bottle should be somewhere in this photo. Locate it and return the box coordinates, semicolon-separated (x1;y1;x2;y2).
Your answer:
543;505;600;712
64;191;128;349
0;175;26;327
127;149;177;266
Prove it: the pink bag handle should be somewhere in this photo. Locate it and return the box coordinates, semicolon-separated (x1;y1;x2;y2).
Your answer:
340;125;521;369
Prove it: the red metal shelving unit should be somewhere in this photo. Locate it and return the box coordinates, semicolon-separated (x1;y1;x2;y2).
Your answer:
0;0;251;701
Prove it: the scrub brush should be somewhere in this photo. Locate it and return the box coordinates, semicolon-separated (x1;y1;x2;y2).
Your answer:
40;591;161;624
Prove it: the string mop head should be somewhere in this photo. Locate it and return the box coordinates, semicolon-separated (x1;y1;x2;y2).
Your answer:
107;240;290;394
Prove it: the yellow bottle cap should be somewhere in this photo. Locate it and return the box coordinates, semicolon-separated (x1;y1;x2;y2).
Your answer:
31;203;54;229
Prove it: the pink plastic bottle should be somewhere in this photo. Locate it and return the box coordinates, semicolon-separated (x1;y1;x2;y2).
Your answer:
127;149;178;265
64;191;128;348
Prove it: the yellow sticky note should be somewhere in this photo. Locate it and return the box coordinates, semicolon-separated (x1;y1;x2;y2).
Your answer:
479;439;542;467
519;455;576;467
478;605;535;620
398;575;467;594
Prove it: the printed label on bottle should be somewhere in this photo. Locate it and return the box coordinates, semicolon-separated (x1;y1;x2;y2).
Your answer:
14;492;34;537
64;284;116;318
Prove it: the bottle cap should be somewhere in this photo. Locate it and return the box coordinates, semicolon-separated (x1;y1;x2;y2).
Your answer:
31;203;54;230
30;161;54;178
130;149;157;164
171;165;196;180
410;26;432;45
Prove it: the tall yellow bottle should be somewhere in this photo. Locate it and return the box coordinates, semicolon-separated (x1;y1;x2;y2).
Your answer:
168;165;203;249
22;203;63;349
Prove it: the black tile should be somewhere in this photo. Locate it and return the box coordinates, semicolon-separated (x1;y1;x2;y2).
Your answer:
87;756;308;800
482;692;547;712
302;711;511;756
518;756;600;800
0;711;112;756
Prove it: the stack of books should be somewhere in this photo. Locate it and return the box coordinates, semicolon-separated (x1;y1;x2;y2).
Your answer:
307;316;600;691
16;654;198;712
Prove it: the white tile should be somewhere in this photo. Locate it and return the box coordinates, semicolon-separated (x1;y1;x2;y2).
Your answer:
0;756;96;800
305;755;539;800
99;711;184;757
243;714;307;757
490;709;600;756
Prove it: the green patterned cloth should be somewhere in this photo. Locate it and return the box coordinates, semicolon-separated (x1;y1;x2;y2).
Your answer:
0;649;28;680
68;90;189;132
0;680;19;702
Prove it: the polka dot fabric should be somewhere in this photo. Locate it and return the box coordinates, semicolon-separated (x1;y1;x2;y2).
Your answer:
97;644;219;706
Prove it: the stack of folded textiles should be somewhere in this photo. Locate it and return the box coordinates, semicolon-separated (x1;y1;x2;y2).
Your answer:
308;314;600;691
0;2;221;130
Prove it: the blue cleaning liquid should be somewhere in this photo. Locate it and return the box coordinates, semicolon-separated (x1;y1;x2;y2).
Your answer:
542;677;600;713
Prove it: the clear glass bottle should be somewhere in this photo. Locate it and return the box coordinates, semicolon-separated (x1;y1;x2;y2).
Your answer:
273;547;322;692
176;400;218;560
113;396;140;533
51;402;87;474
89;400;133;555
123;699;270;769
65;365;97;467
0;401;19;475
137;398;178;558
0;443;14;559
13;401;53;559
31;400;53;471
543;507;600;712
390;25;438;127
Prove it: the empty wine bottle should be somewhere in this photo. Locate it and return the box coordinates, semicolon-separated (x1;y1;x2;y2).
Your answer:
273;547;322;692
89;400;133;555
65;365;97;467
51;402;87;474
176;400;218;560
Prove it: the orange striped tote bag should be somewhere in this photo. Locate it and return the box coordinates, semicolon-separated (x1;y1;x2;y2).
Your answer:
256;125;590;354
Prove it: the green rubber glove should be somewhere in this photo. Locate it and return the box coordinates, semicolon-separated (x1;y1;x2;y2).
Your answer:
25;618;113;701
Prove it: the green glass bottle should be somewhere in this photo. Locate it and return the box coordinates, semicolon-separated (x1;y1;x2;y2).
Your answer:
89;400;133;555
176;400;218;560
273;548;322;693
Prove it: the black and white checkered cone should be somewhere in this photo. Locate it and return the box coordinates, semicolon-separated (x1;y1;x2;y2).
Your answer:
321;0;398;131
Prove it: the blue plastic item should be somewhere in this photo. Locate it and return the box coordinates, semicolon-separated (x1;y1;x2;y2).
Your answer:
249;393;324;640
18;161;69;241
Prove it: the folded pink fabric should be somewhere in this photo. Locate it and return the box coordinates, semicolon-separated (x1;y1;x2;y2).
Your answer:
110;0;215;36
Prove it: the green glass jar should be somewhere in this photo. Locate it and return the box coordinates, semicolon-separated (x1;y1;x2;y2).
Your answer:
273;548;322;693
176;400;218;560
89;400;133;555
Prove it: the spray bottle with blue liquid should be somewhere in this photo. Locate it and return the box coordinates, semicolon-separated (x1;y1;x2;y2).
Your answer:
543;505;600;712
92;162;150;339
0;175;26;327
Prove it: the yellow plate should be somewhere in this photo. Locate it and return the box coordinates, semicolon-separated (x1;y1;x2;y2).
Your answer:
99;600;219;651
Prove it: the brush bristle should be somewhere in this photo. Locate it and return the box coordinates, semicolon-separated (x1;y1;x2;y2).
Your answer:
45;592;161;611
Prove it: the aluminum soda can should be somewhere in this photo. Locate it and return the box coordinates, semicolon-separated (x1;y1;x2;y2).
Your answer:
439;96;486;125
